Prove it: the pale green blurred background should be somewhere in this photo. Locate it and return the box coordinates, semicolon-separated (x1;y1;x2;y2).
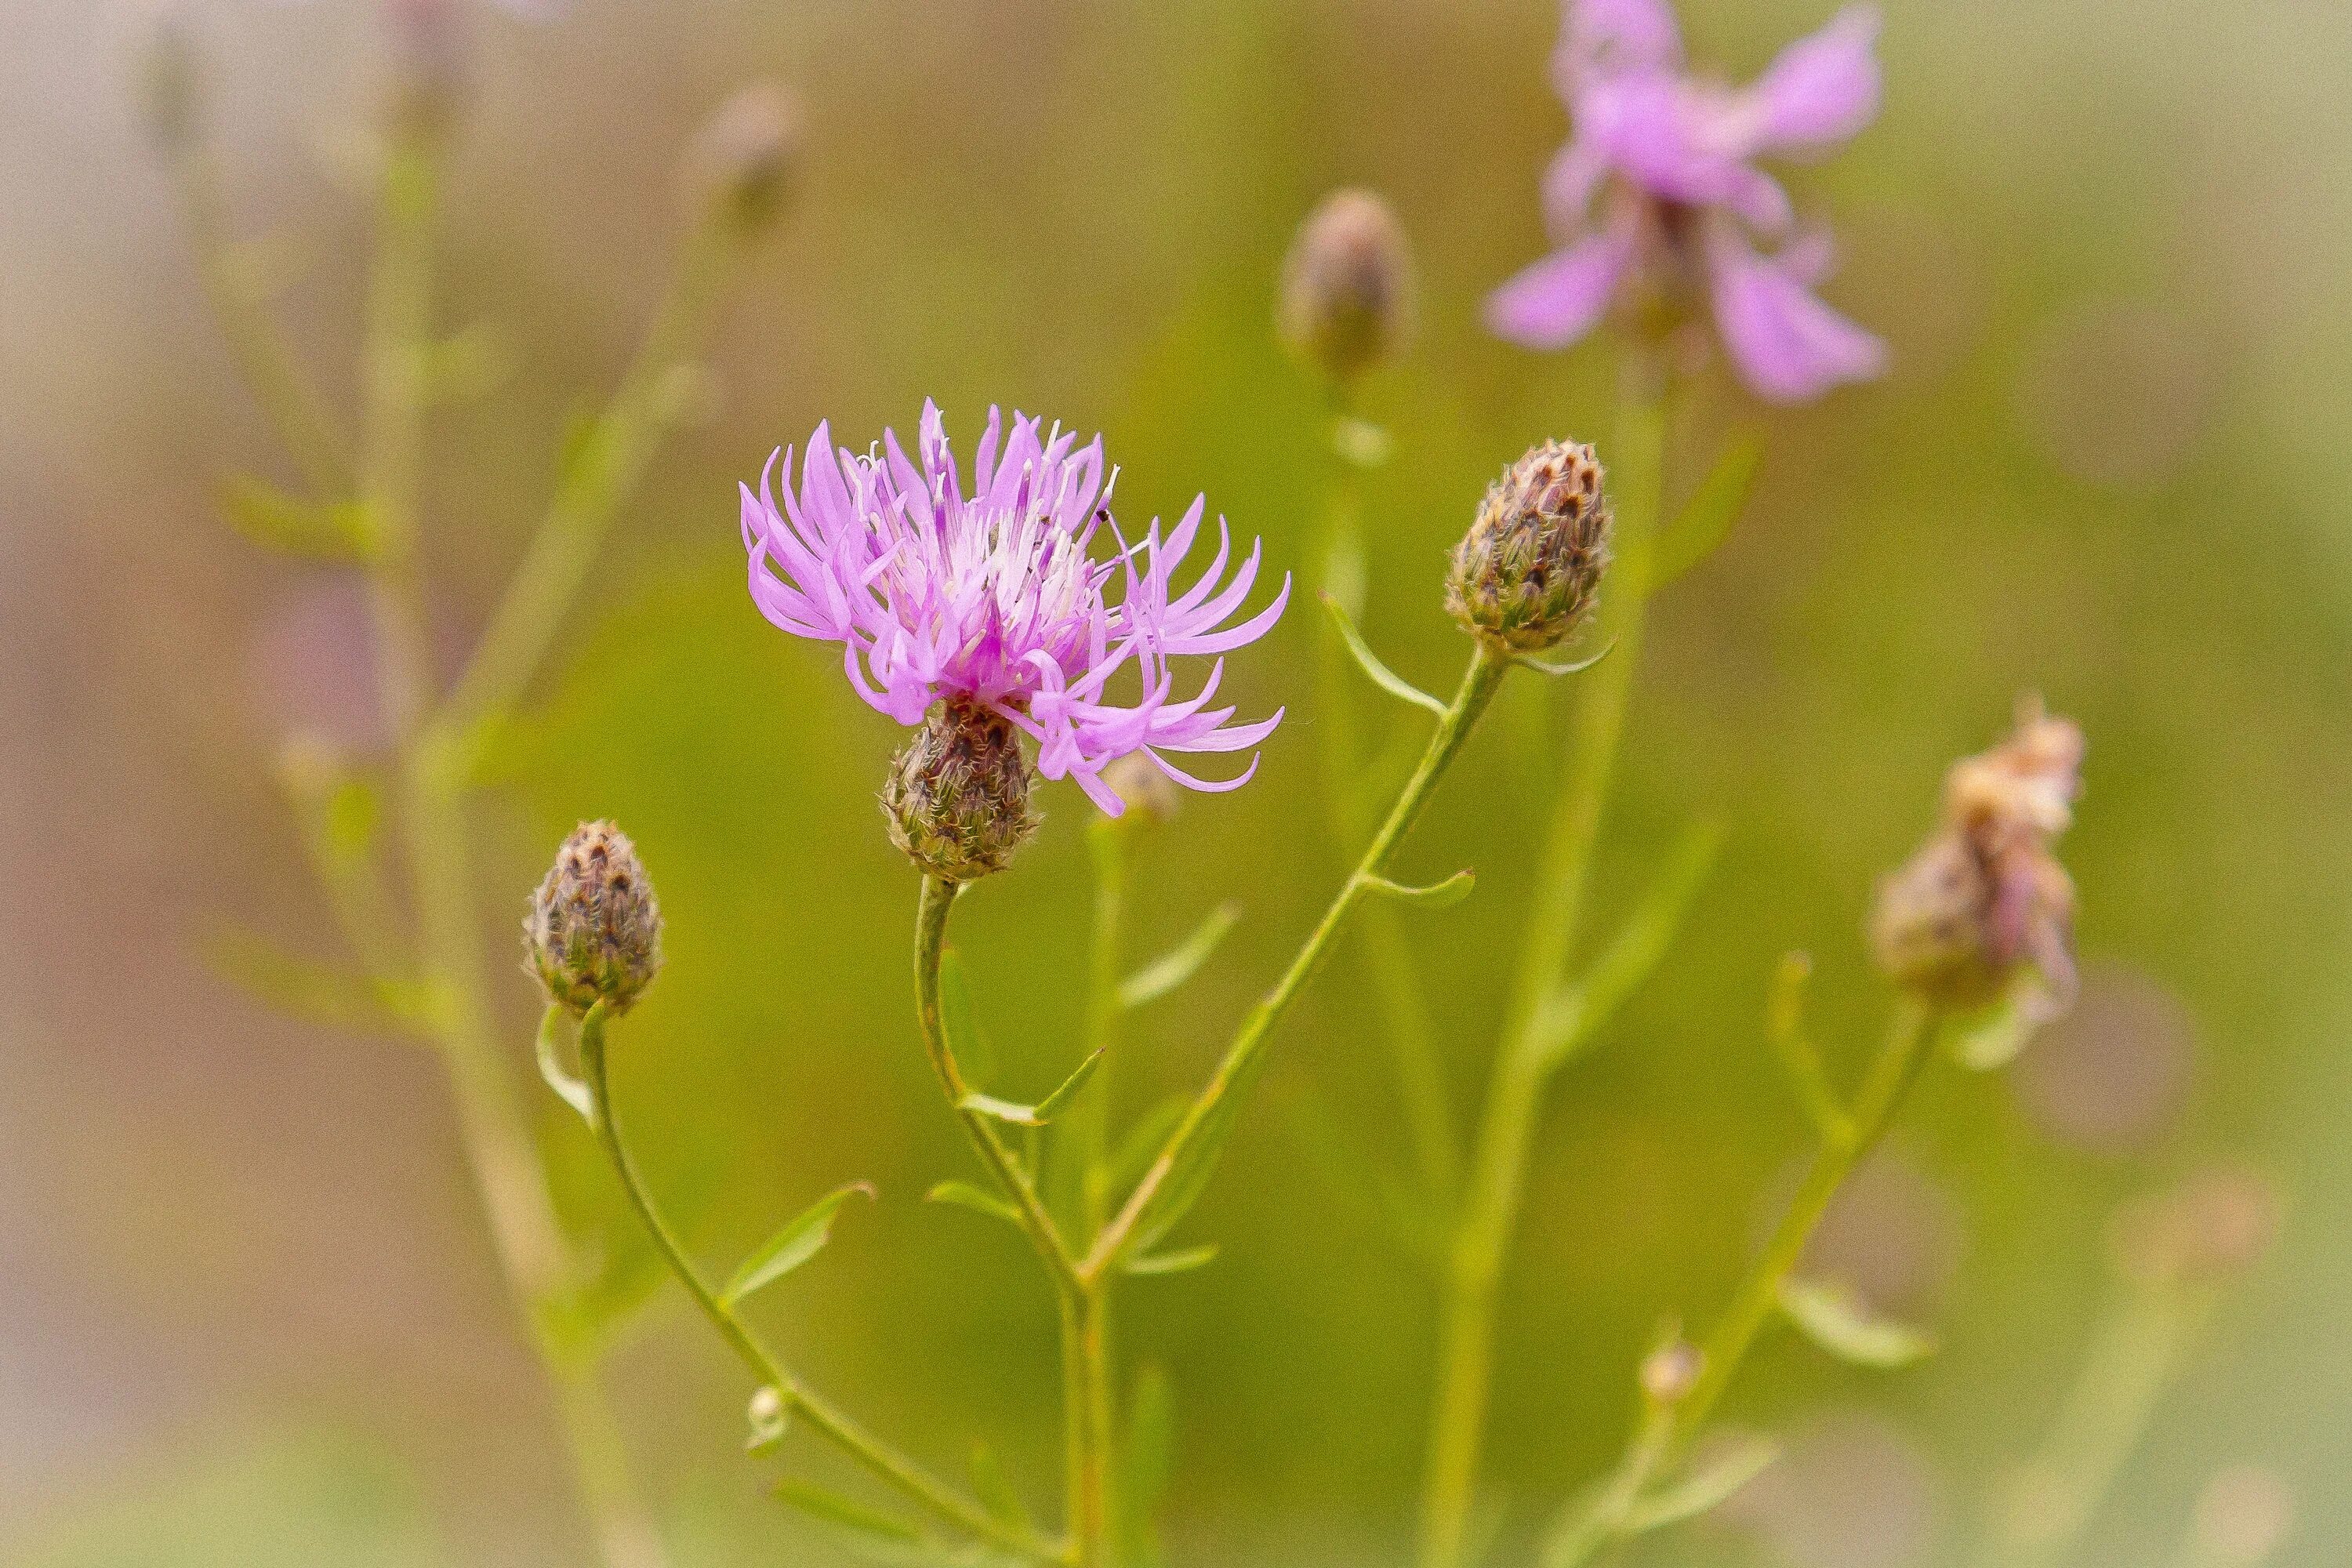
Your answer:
3;0;2348;1563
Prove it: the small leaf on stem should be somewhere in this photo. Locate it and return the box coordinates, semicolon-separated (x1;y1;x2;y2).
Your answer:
1362;869;1475;908
1651;428;1764;588
1777;1277;1938;1367
956;1043;1107;1128
1767;951;1854;1145
202;925;425;1037
925;1180;1023;1229
535;1004;594;1124
1119;902;1242;1011
1531;819;1724;1070
720;1181;877;1308
1620;1432;1780;1533
1123;1244;1218;1277
1321;593;1449;717
938;950;999;1083
1513;639;1617;678
216;474;376;561
773;1478;921;1543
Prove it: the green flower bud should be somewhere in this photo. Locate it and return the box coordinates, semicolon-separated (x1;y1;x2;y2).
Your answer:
1446;439;1613;652
1278;189;1415;386
882;699;1039;882
525;822;662;1017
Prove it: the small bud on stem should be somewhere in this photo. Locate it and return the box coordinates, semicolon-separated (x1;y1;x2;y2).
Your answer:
1279;189;1415;386
882;698;1040;882
1446;439;1613;652
525;822;663;1017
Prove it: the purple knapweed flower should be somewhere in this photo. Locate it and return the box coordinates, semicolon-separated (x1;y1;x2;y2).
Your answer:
1488;0;1888;404
740;403;1289;815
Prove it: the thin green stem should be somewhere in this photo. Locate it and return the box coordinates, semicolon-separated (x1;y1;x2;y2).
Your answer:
1068;822;1130;1237
1312;385;1458;1204
573;1007;1054;1562
351;131;666;1568
443;212;746;730
1084;644;1511;1281
165;139;354;497
1968;1280;2208;1568
1542;999;1937;1568
1420;369;1668;1568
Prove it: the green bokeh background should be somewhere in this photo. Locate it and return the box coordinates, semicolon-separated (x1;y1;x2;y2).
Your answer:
3;0;2347;1563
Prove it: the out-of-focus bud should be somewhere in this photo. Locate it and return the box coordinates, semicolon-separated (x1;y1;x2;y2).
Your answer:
1446;439;1613;652
1639;1337;1704;1404
1278;189;1415;386
883;699;1039;882
1871;698;2083;1015
1101;753;1180;829
2110;1165;2281;1288
2190;1466;2294;1566
746;1385;790;1454
386;0;467;145
682;82;803;236
525;822;663;1017
139;6;204;156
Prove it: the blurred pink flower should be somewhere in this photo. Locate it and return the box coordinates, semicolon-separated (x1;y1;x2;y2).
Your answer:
740;403;1288;815
1489;0;1888;403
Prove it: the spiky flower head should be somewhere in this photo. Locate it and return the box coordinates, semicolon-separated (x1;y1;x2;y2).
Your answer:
526;821;662;1017
882;697;1041;882
1446;438;1613;652
1871;699;2084;1015
1279;189;1417;385
741;402;1289;822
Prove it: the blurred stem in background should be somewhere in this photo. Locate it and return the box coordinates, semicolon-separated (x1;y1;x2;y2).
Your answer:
1420;351;1669;1568
151;16;793;1564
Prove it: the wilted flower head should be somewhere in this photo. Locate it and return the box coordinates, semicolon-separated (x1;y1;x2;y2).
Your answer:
1871;698;2084;1016
1279;189;1417;385
1489;0;1888;403
741;402;1288;820
526;822;662;1017
1446;438;1613;652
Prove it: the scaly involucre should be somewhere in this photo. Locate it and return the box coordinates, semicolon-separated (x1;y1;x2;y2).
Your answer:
1490;0;1889;403
740;401;1289;814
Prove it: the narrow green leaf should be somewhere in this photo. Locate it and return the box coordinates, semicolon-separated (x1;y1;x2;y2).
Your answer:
201;925;423;1037
1532;819;1724;1070
720;1181;876;1308
1515;639;1617;677
1767;951;1854;1145
1361;869;1475;908
1123;1244;1218;1277
1116;1364;1175;1568
1937;969;2052;1071
958;1044;1106;1128
535;1004;594;1124
215;474;374;561
1621;1432;1780;1533
1118;902;1242;1011
937;950;998;1083
1652;428;1765;587
1129;1078;1248;1257
1778;1277;1938;1367
1320;593;1448;717
773;1478;921;1544
966;1442;1030;1533
925;1180;1023;1229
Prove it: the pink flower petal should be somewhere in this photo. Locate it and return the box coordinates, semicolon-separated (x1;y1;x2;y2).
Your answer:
1740;6;1882;154
1486;226;1635;350
1708;232;1888;403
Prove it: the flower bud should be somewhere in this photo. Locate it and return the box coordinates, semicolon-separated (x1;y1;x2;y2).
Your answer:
1872;700;2083;1014
882;698;1039;882
525;822;662;1017
1101;753;1180;829
385;0;467;145
682;82;802;236
1639;1337;1704;1404
1278;189;1415;385
1446;439;1613;652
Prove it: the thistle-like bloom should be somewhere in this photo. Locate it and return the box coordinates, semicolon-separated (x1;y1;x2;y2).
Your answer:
740;402;1288;816
1488;0;1888;403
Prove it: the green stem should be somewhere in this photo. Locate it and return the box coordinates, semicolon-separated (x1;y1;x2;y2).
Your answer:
165;139;354;497
573;1007;1054;1562
1419;368;1667;1568
1068;822;1130;1237
442;212;746;729
352;132;666;1568
1312;387;1458;1204
1543;999;1938;1568
1084;644;1511;1280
